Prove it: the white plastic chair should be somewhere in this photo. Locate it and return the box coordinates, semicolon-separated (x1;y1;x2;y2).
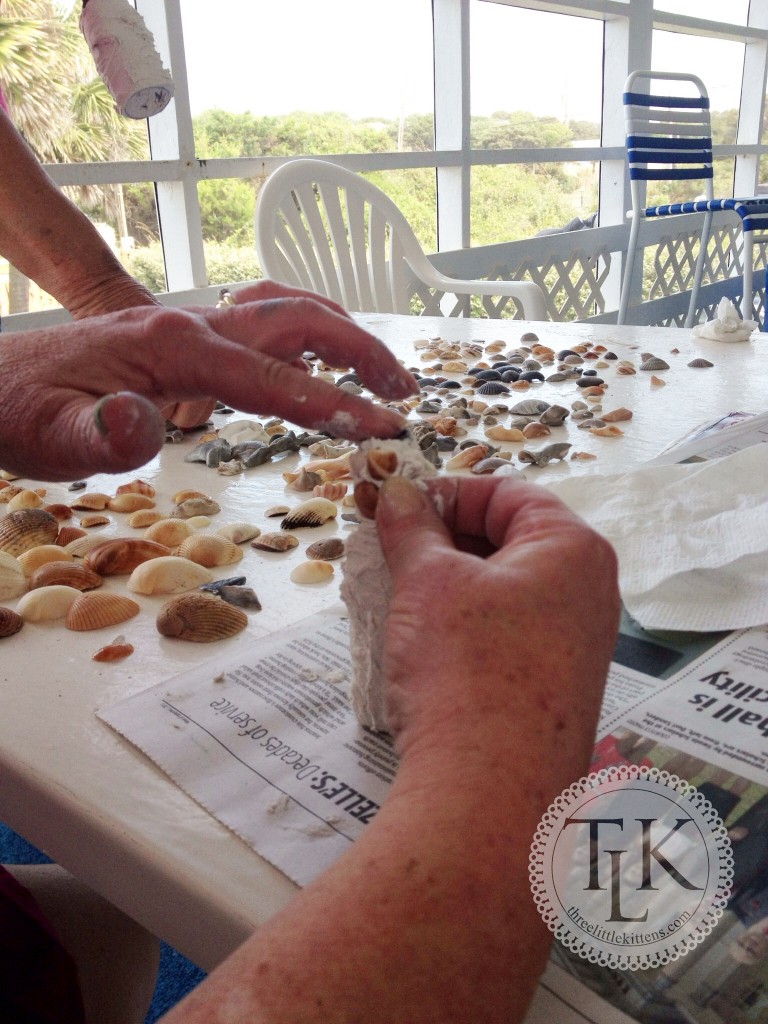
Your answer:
618;70;768;327
254;159;547;320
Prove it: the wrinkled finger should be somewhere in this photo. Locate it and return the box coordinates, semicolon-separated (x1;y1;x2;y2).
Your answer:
376;477;455;584
230;280;352;320
162;398;218;430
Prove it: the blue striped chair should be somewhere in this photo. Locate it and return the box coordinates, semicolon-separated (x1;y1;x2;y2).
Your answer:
618;70;768;327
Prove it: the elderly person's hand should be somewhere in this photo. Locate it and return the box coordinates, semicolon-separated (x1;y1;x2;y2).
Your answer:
0;295;414;481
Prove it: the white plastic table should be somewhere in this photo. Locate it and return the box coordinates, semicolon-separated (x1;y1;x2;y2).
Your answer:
0;314;765;970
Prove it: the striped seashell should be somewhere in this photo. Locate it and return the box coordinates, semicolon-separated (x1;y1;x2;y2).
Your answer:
687;357;714;368
115;479;155;497
64;534;110;558
177;534;243;568
313;482;348;501
156;592;248;643
66;592;141;631
306;538;346;561
0;508;59;556
639;356;670;371
250;532;299;552
107;493;156;513
83;538;171;576
17;585;82;622
127;556;214;595
0;550;27;600
0;606;24;639
28;561;102;592
281;498;338;530
17;545;73;577
476;381;510;396
43;503;73;522
55;526;87;547
143;519;193;548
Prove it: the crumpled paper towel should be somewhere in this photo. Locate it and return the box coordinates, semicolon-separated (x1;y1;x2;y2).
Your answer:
547;445;768;633
692;296;758;343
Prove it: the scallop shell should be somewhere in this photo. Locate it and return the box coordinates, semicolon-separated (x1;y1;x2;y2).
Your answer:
126;509;164;529
28;561;102;592
281;498;338;530
639;356;670;371
107;493;156;513
0;550;27;600
306;538;346;561
17;545;73;577
290;560;334;584
6;489;44;512
156;592;248;642
171;497;221;519
17;585;82;621
83;538;171;576
0;508;59;555
177;534;244;568
116;479;155;497
509;399;550;417
69;492;111;511
216;522;261;544
687;357;714;368
66;591;141;631
476;381;510;396
143;519;193;548
127;556;214;595
0;606;24;638
251;532;299;552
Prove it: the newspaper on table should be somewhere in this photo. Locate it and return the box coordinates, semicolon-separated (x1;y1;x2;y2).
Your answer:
99;409;768;1024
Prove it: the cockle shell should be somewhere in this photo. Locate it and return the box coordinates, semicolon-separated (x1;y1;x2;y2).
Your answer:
28;562;102;592
84;538;171;575
17;545;73;576
251;532;299;552
171;497;221;519
290;560;334;584
0;606;24;638
107;493;156;513
17;585;82;621
64;534;113;558
510;399;549;417
156;592;248;642
688;357;714;368
639;356;670;371
69;492;111;511
116;479;155;497
66;591;141;631
176;534;244;568
216;522;261;544
0;550;27;599
126;510;164;529
127;556;214;595
0;509;59;555
306;538;346;561
6;489;44;512
55;526;87;547
281;498;338;530
143;519;193;548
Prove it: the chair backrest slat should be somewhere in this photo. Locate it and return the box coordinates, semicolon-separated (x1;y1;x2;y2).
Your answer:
343;188;376;312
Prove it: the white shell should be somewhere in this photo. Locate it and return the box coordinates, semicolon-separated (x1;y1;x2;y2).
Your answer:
127;555;214;595
0;550;28;600
216;522;262;544
17;584;82;621
290;560;334;584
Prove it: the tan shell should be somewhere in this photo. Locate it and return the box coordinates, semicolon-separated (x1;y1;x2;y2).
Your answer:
127;555;214;595
43;503;73;522
83;538;172;576
445;445;489;471
126;509;164;529
0;606;23;639
171;488;209;504
313;482;347;501
69;492;111;511
66;592;141;631
251;532;299;552
55;526;87;547
64;534;115;558
107;493;156;513
0;508;59;556
0;486;23;505
116;479;155;497
306;538;345;561
18;585;82;622
264;505;290;518
171;497;221;519
303;453;353;479
143;519;193;548
176;534;244;568
290;560;334;584
216;522;261;544
0;550;27;600
156;592;248;642
79;514;111;528
17;545;73;577
485;425;524;442
28;561;103;592
6;489;44;512
589;425;624;437
601;407;633;423
281;497;338;530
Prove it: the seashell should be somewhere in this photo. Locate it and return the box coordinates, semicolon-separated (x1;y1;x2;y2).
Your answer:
313;481;347;501
616;364;637;375
6;489;44;512
471;457;515;475
64;534;115;558
55;526;87;547
688;357;714;368
307;441;352;459
251;532;299;552
79;514;111;528
577;418;604;431
0;550;27;600
485;425;524;442
216;522;261;544
200;575;246;594
116;479;155;497
353;481;379;519
306;538;346;561
442;359;468;373
171;489;209;505
284;468;323;492
172;497;221;519
509;379;530;391
0;508;59;555
66;591;141;631
445;444;489;471
84;538;171;575
217;459;244;477
639;356;670;371
290;560;334;584
126;509;164;529
127;556;214;595
107;493;156;513
510;399;549;417
0;486;23;504
217;585;262;611
69;492;111;511
430;416;460;437
571;451;598;461
601;407;633;423
17;545;73;576
185;516;211;530
580;386;606;398
28;561;102;592
17;585;82;621
303;453;353;480
68;481;87;491
0;606;24;638
264;505;291;518
281;498;338;530
177;534;244;568
143;519;193;548
650;375;666;386
518;442;572;467
156;592;248;642
42;503;73;522
92;641;135;662
216;419;270;445
589;425;624;437
476;381;510;396
366;449;399;481
539;405;569;427
522;422;550;439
